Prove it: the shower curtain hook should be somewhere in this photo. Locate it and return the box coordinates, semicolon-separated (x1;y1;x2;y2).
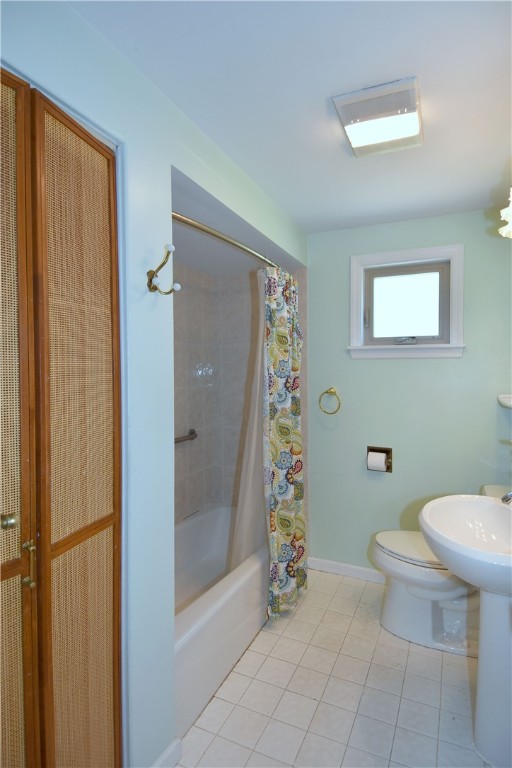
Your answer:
147;244;181;295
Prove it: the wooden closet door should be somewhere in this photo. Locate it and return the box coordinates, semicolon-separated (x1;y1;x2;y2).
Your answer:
1;70;39;768
31;92;121;767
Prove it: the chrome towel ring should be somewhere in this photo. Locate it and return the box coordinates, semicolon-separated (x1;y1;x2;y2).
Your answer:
319;387;341;415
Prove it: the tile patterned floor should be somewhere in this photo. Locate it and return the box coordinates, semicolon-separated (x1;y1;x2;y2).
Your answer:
178;569;488;768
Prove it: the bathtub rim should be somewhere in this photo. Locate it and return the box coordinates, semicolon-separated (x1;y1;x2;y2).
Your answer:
175;544;268;651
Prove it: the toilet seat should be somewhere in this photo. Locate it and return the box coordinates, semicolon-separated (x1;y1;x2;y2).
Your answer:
372;529;478;655
375;530;447;570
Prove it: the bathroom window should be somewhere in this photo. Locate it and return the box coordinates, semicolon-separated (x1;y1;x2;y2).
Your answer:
365;261;450;344
349;244;464;358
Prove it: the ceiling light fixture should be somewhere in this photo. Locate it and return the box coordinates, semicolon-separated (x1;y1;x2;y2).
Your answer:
333;77;422;157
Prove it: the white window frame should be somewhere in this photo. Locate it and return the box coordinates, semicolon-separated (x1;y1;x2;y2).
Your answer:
349;244;465;359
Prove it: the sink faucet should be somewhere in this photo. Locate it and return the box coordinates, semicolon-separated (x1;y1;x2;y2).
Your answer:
501;491;512;504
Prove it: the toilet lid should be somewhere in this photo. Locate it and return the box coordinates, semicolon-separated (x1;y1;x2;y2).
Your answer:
375;530;447;569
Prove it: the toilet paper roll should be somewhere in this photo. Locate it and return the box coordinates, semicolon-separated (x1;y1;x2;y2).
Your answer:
367;451;388;472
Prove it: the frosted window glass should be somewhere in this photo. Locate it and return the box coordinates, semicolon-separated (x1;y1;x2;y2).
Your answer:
373;272;440;338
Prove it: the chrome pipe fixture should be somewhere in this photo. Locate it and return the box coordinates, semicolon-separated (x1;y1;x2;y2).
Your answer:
172;211;280;270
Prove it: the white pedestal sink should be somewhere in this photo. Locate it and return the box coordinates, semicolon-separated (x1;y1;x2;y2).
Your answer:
420;494;512;768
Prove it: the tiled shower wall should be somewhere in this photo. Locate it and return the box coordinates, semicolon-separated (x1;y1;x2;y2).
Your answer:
173;260;308;527
173;262;259;523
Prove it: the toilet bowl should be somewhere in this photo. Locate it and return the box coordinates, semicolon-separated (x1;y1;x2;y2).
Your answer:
372;530;479;656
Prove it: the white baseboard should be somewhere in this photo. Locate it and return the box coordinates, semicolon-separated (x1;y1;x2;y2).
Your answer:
153;738;182;767
309;557;385;585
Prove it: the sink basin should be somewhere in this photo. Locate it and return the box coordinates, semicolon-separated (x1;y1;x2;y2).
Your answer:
420;494;512;595
421;494;512;767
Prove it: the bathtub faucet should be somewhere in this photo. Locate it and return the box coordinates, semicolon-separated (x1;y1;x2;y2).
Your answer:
501;491;512;504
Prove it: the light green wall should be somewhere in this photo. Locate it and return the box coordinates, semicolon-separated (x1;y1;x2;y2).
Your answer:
4;1;512;761
307;210;512;569
1;3;306;767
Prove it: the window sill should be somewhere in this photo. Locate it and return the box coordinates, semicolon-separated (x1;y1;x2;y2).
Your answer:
348;344;465;359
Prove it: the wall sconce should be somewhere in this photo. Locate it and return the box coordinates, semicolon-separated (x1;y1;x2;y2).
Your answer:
498;187;512;239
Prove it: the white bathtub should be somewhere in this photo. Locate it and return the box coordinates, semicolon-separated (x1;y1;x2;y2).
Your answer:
175;506;233;612
174;506;269;736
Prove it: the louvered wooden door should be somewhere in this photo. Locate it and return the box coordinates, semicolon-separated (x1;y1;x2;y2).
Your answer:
1;69;39;768
1;70;121;768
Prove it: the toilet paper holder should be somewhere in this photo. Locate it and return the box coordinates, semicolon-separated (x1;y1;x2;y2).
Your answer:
367;446;393;473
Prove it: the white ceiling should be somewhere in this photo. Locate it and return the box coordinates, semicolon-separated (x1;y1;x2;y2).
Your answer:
72;0;511;237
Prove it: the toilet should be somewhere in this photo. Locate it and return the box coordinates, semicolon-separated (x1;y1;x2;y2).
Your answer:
372;530;479;656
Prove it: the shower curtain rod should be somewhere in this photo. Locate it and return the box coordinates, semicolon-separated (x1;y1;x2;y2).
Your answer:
172;211;280;270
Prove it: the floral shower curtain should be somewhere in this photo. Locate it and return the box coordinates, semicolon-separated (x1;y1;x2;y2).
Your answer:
263;266;307;617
